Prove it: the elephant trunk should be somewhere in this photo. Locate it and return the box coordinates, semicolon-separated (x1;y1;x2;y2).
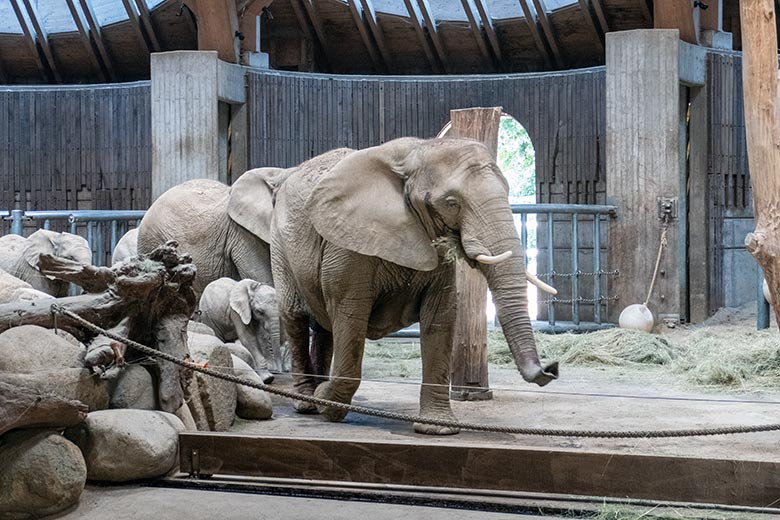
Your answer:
462;201;558;386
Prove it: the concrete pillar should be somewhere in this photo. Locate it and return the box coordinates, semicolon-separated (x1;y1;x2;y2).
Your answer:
606;30;705;325
151;51;247;200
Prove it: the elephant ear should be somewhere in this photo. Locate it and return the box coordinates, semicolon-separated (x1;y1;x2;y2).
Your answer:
304;140;438;271
228;167;289;243
23;230;58;273
229;279;257;326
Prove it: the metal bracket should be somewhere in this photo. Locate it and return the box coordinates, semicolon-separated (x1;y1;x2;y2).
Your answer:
189;449;200;478
657;197;678;221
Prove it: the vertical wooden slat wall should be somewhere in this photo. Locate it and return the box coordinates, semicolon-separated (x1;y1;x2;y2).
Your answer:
0;82;152;213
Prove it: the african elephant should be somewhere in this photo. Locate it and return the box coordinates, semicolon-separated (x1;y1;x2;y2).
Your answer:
0;229;92;296
271;137;558;435
137;167;287;296
111;228;138;265
198;277;283;382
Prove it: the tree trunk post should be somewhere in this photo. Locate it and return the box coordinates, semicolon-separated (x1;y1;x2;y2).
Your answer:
446;107;502;401
740;0;780;325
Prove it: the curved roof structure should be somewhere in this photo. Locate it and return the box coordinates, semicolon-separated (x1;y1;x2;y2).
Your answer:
0;0;747;82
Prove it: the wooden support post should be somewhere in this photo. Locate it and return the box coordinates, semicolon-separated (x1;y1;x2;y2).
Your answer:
447;107;501;402
740;0;780;325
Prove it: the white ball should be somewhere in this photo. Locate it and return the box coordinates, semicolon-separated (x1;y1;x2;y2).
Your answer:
763;279;772;305
618;304;654;333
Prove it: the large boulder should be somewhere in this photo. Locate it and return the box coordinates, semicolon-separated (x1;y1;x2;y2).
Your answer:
0;268;53;304
224;342;257;369
66;410;185;482
232;355;272;420
186;345;236;431
104;364;156;410
2;369;108;412
0;430;87;519
0;325;85;372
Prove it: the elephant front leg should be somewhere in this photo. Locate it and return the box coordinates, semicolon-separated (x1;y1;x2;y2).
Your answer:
415;279;460;436
283;314;319;414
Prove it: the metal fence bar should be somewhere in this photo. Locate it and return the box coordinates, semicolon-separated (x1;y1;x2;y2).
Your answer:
758;270;770;330
593;215;602;324
571;214;579;325
110;220;119;252
10;210;23;235
546;212;555;327
511;203;617;216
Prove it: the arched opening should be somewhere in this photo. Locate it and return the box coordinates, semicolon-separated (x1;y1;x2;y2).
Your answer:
438;114;538;322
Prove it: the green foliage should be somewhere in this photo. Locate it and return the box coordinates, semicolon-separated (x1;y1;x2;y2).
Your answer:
497;116;536;202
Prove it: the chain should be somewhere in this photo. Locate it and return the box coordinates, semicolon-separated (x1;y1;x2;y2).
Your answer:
50;304;780;439
536;270;620;279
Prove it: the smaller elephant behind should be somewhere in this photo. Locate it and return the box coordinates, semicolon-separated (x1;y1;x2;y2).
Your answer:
0;268;52;304
198;278;283;382
111;228;138;265
0;230;92;296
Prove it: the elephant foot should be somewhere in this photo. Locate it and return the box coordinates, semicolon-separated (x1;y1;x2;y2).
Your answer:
313;382;350;422
414;422;460;436
293;399;318;414
259;370;275;384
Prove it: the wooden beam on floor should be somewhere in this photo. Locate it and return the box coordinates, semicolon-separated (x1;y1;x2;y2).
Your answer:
358;0;393;70
134;0;161;52
459;0;494;67
178;433;780;509
416;0;450;72
654;0;698;44
348;0;386;71
79;0;117;81
10;0;52;82
517;0;553;68
531;0;564;68
402;0;440;72
65;0;107;81
577;0;605;53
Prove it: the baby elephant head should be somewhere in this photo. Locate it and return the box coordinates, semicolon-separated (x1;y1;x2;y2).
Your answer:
229;280;283;372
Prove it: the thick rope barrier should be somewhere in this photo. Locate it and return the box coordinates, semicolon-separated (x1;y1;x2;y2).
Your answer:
52;304;780;439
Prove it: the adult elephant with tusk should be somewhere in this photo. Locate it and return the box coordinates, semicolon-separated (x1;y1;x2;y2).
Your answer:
271;137;559;435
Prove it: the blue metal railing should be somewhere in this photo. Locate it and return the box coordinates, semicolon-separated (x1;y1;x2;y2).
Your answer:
2;209;146;266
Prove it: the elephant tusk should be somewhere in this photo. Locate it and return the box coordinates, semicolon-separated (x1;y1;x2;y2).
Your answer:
475;251;513;264
527;273;558;295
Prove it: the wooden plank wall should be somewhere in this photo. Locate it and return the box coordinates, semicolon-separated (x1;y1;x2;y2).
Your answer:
706;51;755;313
0;82;152;216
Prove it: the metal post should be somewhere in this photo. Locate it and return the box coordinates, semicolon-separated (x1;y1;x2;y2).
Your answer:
571;214;579;325
95;223;105;266
520;213;528;268
110;220;118;252
10;210;23;235
547;212;555;326
86;222;95;265
758;269;771;330
43;219;50;231
593;215;602;324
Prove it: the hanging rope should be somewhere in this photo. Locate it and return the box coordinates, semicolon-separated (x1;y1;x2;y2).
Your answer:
644;222;669;307
51;304;780;439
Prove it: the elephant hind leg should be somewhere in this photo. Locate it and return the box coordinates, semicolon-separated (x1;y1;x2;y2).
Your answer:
283;314;318;414
310;319;333;379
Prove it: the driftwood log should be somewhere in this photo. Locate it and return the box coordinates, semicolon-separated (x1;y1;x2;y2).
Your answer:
0;241;197;413
0;377;88;436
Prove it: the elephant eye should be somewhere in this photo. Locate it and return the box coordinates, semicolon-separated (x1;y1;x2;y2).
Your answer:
445;197;460;210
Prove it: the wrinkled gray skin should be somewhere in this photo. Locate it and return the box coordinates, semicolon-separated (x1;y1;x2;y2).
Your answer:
0;230;92;296
137;169;285;296
198;278;282;382
111;228;138;265
272;137;558;435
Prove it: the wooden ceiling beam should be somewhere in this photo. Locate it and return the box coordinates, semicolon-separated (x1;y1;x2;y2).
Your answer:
591;0;610;34
577;0;605;53
65;0;107;81
638;0;652;24
237;0;272;54
654;0;698;44
472;0;502;63
79;0;117;81
416;0;450;72
402;0;440;72
459;0;494;66
134;0;161;52
531;0;564;68
358;0;393;70
186;0;241;63
348;0;386;71
21;0;62;82
9;0;50;82
290;0;331;71
121;0;154;53
517;0;553;68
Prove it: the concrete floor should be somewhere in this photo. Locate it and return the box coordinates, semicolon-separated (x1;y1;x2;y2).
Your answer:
57;486;566;519
232;364;780;462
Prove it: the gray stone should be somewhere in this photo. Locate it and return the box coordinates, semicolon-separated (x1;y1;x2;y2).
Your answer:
232;354;272;420
174;403;198;431
0;325;85;372
188;320;216;337
0;430;87;519
187;331;224;362
66;410;185;482
3;369;108;412
224;342;256;369
186;345;236;431
104;365;156;410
